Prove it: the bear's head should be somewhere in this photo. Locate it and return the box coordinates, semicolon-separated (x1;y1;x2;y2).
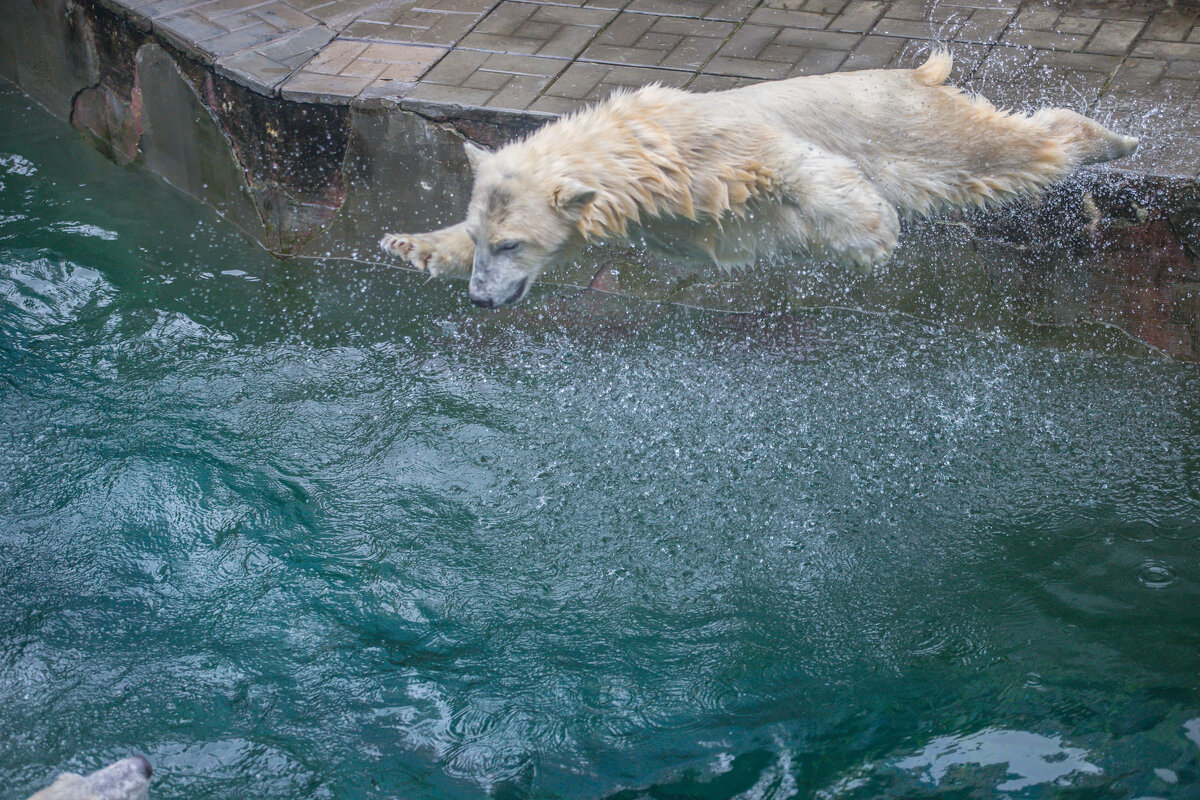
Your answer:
461;141;596;308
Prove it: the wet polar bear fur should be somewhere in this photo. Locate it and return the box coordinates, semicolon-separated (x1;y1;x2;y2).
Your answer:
26;756;152;800
380;51;1137;307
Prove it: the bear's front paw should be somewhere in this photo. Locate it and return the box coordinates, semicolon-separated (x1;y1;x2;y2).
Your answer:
380;233;451;277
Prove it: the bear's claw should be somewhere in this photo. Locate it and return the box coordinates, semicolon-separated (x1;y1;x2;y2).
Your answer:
381;233;443;275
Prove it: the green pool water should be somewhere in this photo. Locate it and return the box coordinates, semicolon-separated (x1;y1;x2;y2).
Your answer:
2;84;1200;800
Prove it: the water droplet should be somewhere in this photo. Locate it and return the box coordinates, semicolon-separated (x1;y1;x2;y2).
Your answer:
1135;560;1178;590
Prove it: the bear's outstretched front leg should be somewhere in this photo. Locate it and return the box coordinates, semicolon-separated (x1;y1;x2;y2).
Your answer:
778;142;900;272
380;223;474;277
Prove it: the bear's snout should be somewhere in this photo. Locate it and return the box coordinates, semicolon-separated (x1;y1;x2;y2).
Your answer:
469;292;497;308
469;276;529;308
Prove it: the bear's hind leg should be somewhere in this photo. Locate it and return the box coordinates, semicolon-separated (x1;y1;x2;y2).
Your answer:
776;141;901;271
380;222;475;277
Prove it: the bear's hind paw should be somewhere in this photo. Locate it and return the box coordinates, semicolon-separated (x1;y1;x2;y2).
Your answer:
838;240;895;274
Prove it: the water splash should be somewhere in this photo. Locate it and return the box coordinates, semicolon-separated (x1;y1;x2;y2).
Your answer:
55;222;119;241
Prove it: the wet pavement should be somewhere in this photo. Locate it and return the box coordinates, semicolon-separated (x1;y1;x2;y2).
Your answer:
92;0;1200;178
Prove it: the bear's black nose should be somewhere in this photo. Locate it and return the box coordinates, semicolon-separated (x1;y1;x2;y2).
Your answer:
132;755;152;779
470;294;496;308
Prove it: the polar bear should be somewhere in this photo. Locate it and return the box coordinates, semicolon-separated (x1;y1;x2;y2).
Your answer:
26;756;152;800
380;51;1137;308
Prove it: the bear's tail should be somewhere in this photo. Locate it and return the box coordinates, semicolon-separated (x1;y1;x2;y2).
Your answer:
913;50;953;86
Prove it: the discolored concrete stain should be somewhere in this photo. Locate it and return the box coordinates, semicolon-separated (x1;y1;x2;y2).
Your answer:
0;0;1198;358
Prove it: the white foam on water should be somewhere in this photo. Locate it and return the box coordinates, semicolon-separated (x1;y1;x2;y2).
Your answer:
733;740;797;800
1185;718;1200;751
1153;767;1178;784
709;751;735;775
56;222;118;240
895;727;1101;792
814;770;870;799
146;310;234;344
0;154;36;176
0;257;114;329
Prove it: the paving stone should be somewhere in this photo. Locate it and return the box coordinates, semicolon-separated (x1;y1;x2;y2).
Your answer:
1000;26;1089;51
215;24;335;93
280;69;376;101
624;0;758;22
945;0;1021;9
489;72;556;106
720;23;779;57
303;37;371;71
859;37;988;77
788;0;847;15
279;38;446;101
1142;7;1199;42
879;1;1014;43
579;12;734;70
421;47;490;82
702;21;855;78
360;41;449;81
288;0;386;26
686;72;758;91
1085;19;1144;55
702;55;794;79
205;0;281;24
687;21;742;42
216;50;299;92
206;24;291;53
1010;4;1060;31
343;0;496;46
872;16;951;39
534;0;630;10
882;0;961;24
969;44;1119;111
774;26;864;50
1102;56;1200;109
154;0;322;61
535;60;690;110
154;10;229;51
839;30;906;69
1131;39;1200;61
458;2;616;57
747;6;837;30
402;80;498;106
1054;14;1100;35
408;50;567;108
827;0;884;33
952;7;1014;42
523;94;581;113
706;21;868;77
266;21;339;57
138;0;208;20
1067;2;1154;22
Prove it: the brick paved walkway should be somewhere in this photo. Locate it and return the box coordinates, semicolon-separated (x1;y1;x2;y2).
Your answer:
98;0;1200;177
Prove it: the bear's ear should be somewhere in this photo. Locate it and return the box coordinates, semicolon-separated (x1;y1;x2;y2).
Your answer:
463;141;492;173
553;180;598;217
